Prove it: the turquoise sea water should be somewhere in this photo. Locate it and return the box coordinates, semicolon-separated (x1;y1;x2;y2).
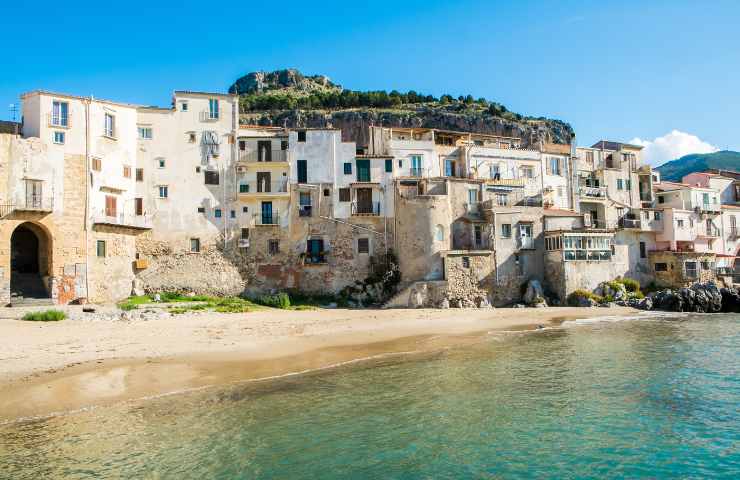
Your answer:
1;313;739;479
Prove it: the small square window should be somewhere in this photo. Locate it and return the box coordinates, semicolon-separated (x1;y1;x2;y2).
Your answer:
501;224;512;238
138;127;152;140
242;206;248;213
654;262;668;272
323;188;330;197
357;238;370;254
339;188;350;202
281;140;289;150
204;171;219;185
239;183;249;193
462;256;470;268
190;238;200;253
181;102;188;111
96;240;106;258
188;133;196;143
197;207;205;213
159;186;168;198
158;158;166;168
53;131;65;144
343;163;352;175
297;131;306;142
196;166;201;173
268;239;279;255
214;208;222;218
92;158;102;171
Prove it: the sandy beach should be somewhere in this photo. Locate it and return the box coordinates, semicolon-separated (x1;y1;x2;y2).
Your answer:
0;305;639;421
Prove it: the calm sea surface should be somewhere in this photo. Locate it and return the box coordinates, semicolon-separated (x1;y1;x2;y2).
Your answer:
1;313;738;479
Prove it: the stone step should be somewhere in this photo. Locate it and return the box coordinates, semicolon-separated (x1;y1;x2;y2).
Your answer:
10;297;54;307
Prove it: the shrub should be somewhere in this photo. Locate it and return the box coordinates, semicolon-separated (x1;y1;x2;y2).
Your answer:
567;289;603;307
616;278;641;293
254;292;291;309
22;310;66;321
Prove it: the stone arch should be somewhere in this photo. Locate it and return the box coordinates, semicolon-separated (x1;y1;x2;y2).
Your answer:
10;222;52;299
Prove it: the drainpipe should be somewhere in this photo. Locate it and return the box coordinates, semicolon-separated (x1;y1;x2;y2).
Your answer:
84;97;91;302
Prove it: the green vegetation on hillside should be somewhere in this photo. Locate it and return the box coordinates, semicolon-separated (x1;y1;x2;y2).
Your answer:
656;151;740;181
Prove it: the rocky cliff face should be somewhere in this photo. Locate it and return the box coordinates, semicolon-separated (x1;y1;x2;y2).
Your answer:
232;69;574;148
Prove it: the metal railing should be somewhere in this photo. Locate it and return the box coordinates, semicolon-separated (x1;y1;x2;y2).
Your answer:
486;177;526;187
408;167;426;177
351;201;380;215
579;186;607;198
14;194;54;212
618;217;641;229
238;150;288;163
47;113;70;128
304;253;328;265
92;210;153;229
200;110;220;122
237;181;289;194
254;212;280;225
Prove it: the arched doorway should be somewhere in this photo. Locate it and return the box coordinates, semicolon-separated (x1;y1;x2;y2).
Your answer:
10;223;51;300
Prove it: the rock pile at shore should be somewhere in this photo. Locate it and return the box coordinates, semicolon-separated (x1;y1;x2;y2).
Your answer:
617;282;740;313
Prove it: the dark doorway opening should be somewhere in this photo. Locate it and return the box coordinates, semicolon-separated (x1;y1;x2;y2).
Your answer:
10;223;50;300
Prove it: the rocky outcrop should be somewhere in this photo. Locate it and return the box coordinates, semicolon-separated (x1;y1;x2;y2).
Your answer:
229;69;338;95
647;283;724;313
523;279;547;307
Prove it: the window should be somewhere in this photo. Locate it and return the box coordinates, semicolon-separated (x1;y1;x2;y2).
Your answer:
297;160;308;183
214;208;222;218
410;155;422;176
658;195;665;204
51;100;69;127
208;98;219;119
677;219;684;228
188;133;196;143
501;223;512;238
639;241;646;259
239;183;249;193
357;237;370;254
297;131;306;142
190;238;201;253
306;238;325;263
490;163;501;179
617;179;624;190
281;140;288;150
385;159;393;173
92;158;101;171
135;198;143;216
299;192;312;217
701;261;712;270
105;195;117;217
204;171;220;185
138;127;152;140
242;206;248;213
654;263;668;272
96;240;106;257
158;186;168;198
197;207;205;213
181;102;188;112
343;162;352;175
123;166;131;178
241;228;249;240
548;156;562;176
474;225;483;246
339;188;350;202
520;166;534;178
462;256;470;268
654;211;662;220
157;158;166;168
685;261;698;279
398;159;403;168
268;239;279;255
136;168;144;182
104;113;115;138
196;166;201;173
626;179;631;191
323;188;330;197
689;218;694;229
53;131;65;144
435;225;444;242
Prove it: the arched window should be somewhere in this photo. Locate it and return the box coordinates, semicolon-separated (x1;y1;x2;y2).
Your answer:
435;225;445;242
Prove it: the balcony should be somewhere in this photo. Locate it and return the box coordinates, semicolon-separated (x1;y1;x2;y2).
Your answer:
695;202;721;214
200;110;220;122
92;210;153;230
298;205;312;217
578;186;608;199
304;252;328;265
618;217;641;229
486;177;526;187
253;212;280;226
47;113;70;129
237;181;289;197
407;167;426;177
3;194;55;215
237;150;288;164
351;201;380;216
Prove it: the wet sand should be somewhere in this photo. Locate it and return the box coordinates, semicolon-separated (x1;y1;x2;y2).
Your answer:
0;306;639;421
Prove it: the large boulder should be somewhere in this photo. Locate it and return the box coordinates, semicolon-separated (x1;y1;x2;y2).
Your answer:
523;279;545;305
720;287;740;312
599;281;627;301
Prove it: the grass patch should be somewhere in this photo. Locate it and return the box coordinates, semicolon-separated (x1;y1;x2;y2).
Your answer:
567;289;604;306
22;309;66;321
118;292;217;310
168;297;263;315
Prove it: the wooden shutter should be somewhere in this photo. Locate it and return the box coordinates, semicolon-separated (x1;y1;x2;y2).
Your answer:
135;198;143;216
105;195;117;217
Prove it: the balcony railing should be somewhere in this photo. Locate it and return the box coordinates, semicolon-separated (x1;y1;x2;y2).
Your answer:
200;110;220;122
47;113;70;128
298;205;312;217
518;237;535;250
579;186;607;198
92;210;153;229
254;212;280;226
304;252;328;265
13;194;54;213
696;202;721;213
238;150;288;163
486;177;526;187
618;217;641;229
704;225;721;237
238;181;289;194
351;201;380;216
408;167;426;177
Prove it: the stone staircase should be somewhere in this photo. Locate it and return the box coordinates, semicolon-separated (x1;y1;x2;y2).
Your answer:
10;273;53;307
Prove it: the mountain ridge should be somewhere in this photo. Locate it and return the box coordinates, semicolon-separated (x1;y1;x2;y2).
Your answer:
655;151;740;181
228;69;574;148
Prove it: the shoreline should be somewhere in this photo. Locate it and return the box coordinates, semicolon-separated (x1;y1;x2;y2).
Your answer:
0;306;640;422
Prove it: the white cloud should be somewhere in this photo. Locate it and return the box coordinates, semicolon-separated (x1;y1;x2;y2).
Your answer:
629;130;718;167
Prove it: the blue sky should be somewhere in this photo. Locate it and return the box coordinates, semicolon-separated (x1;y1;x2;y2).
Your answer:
2;0;738;165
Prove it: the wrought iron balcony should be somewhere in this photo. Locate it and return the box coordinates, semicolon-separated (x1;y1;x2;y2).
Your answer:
351;201;380;216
